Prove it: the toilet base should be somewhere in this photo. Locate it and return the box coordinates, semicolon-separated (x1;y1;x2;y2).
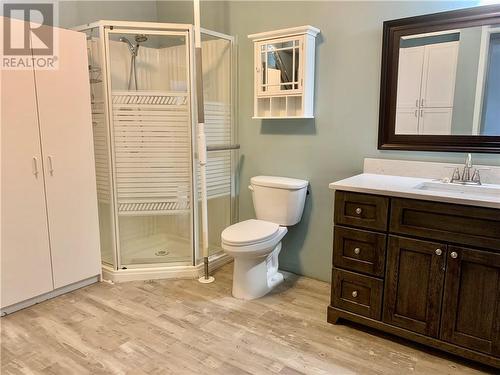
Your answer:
232;242;284;300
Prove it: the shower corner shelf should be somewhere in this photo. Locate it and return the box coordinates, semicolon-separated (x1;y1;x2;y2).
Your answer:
249;26;320;119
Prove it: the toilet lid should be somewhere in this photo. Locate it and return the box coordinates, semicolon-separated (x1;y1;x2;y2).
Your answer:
221;219;280;246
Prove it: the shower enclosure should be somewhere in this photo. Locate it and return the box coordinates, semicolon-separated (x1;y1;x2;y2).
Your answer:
76;21;237;281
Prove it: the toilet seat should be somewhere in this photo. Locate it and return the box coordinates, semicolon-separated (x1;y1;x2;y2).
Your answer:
221;219;280;246
221;220;287;258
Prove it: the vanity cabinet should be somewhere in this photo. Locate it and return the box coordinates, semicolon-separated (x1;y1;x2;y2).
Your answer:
328;191;500;368
248;26;320;119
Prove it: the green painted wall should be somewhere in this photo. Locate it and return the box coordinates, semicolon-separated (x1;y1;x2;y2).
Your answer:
59;1;159;28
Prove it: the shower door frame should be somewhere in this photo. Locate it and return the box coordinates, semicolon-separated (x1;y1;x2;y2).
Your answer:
196;27;238;263
75;21;237;281
103;27;197;270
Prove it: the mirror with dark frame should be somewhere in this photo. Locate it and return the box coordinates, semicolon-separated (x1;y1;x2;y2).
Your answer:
378;5;500;153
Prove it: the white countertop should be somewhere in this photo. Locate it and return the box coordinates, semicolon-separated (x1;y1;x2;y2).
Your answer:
329;173;500;209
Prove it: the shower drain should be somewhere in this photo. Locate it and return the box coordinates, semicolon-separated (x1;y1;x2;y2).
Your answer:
155;250;169;257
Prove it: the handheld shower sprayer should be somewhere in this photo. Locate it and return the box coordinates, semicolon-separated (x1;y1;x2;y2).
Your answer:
119;34;148;90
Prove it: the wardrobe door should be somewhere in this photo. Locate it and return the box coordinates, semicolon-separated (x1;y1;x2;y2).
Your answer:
396;46;424;109
0;22;54;307
420;42;459;108
420;108;453;135
395;108;419;134
33;26;101;288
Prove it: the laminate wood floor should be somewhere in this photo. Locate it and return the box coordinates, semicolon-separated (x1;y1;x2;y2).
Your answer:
0;263;494;375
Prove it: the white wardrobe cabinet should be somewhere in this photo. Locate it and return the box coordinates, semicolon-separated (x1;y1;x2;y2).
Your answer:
395;40;458;135
1;19;101;312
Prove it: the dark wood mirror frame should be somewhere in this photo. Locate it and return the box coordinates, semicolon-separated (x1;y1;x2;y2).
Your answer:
378;5;500;153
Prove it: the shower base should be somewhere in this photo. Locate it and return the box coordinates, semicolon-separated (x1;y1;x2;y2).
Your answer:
101;246;231;283
120;233;192;266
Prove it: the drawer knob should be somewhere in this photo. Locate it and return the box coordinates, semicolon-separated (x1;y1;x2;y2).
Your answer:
435;248;442;256
351;290;358;298
450;251;458;259
354;247;361;255
355;207;362;215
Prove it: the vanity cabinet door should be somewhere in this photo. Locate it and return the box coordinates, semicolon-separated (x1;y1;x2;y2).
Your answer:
441;246;500;357
383;236;446;337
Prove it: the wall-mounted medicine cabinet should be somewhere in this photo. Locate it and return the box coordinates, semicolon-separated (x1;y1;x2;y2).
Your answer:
248;25;320;119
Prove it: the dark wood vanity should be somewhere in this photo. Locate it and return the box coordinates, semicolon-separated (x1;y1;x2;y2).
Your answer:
328;190;500;368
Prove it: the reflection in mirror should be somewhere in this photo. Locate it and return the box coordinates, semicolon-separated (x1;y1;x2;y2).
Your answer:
259;39;300;93
395;24;500;136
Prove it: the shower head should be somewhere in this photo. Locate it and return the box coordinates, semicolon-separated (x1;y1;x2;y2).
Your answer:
135;34;148;43
119;36;137;55
120;35;147;56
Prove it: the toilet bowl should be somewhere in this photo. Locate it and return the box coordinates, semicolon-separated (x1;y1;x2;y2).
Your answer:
221;176;308;300
221;219;288;299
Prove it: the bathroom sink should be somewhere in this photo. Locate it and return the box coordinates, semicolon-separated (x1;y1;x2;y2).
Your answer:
415;180;500;198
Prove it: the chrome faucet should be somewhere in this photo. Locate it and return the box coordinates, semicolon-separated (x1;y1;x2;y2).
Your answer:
450;153;482;185
462;153;473;182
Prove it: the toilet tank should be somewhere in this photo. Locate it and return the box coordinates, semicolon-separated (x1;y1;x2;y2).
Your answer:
250;176;308;226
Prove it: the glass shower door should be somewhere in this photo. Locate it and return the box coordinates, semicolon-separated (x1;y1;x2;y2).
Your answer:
199;31;236;258
85;27;116;267
106;30;194;267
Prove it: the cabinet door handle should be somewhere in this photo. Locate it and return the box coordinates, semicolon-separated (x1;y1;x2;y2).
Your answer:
354;247;361;255
47;155;54;175
420;98;424;107
32;157;39;177
414;109;418;118
351;290;358;298
435;248;442;256
355;207;362;215
450;251;458;259
416;99;419;107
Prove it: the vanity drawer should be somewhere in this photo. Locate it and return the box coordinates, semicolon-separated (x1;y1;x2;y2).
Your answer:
333;226;386;277
334;191;389;231
331;268;383;320
390;198;500;251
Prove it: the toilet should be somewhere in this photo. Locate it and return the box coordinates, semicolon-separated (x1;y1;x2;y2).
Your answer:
221;176;308;300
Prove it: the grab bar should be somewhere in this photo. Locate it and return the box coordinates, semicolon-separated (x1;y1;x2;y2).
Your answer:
206;144;240;152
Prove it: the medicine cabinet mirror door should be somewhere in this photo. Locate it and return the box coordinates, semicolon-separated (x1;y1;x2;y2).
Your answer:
257;37;303;95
